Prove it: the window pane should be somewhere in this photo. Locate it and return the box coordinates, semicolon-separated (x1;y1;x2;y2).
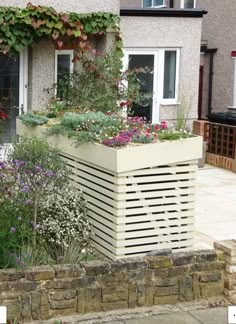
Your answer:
143;0;152;7
163;51;176;99
153;0;164;6
128;54;154;121
184;0;195;8
57;54;72;99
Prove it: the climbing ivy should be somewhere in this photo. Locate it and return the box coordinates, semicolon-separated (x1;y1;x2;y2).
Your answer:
0;2;121;56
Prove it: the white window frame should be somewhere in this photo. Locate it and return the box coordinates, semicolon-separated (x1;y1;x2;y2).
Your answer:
123;48;180;123
142;0;167;8
55;50;74;88
19;48;28;113
180;0;197;8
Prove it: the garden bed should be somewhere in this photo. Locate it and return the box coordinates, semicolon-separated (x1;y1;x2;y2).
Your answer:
17;120;202;260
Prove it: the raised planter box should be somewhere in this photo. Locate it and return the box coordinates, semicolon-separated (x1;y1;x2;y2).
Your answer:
16;119;202;260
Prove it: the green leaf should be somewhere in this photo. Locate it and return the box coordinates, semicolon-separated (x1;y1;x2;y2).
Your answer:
73;29;81;37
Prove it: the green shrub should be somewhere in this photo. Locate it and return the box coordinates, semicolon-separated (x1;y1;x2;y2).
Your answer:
38;185;91;262
19;113;49;126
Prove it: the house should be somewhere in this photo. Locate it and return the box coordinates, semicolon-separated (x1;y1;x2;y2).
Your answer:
197;0;236;119
0;0;205;143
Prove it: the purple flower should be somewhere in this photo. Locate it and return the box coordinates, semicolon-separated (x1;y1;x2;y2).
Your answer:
0;162;6;169
13;160;25;168
44;171;54;177
25;199;33;206
34;165;43;173
9;227;16;233
20;184;29;193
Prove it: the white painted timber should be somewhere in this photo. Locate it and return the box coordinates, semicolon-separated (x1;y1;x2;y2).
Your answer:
16;120;202;260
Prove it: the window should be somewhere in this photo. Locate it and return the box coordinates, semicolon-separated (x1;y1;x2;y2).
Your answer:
143;0;166;8
55;50;74;98
163;51;176;99
180;0;196;8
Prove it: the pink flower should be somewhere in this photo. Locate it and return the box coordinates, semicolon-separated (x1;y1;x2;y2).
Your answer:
161;121;167;130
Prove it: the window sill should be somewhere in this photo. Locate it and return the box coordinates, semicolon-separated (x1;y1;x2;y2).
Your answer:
228;106;236;110
160;102;181;106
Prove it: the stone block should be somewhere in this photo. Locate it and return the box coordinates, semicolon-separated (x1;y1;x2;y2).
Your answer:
120;258;147;271
102;291;128;303
49;290;76;301
53;264;85;279
31;292;41;320
179;276;193;301
154;285;178;297
49;299;76;309
93;288;102;312
188;261;225;272
26;266;55;281
40;293;50;320
21;294;31;321
215;249;225;262
102;301;128;312
128;283;137;308
145;285;154;306
146;249;172;257
137;284;145;307
83;260;110;276
167;266;187;278
77;288;86;314
154;277;178;287
195;250;217;263
147;256;173;269
199;272;222;283
224;279;236;290
0;269;25;282
171;252;196;266
99;272;128;288
102;285;128;294
192;273;200;300
214;240;236;257
200;282;223;298
0;281;37;292
153;295;178;305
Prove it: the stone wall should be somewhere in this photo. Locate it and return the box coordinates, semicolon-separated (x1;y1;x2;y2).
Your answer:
0;249;225;321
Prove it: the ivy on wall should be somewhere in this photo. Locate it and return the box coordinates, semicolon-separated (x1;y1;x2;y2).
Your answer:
0;2;122;56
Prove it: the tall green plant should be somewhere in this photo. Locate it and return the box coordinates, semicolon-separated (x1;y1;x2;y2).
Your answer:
8;136;69;244
175;92;192;131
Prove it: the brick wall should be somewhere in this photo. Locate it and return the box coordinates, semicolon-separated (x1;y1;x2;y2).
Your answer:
0;249;226;321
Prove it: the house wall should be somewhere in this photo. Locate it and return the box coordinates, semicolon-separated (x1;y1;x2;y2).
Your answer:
197;0;236;115
121;16;202;126
0;0;119;111
120;0;175;8
1;0;120;14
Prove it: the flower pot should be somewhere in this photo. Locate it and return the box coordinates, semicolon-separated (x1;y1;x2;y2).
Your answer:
16;119;202;260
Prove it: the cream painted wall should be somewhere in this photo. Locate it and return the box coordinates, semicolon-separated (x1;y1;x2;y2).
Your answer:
1;0;120;14
121;16;202;125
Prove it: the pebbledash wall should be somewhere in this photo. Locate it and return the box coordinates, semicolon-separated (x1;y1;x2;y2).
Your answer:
0;0;120;110
120;13;202;126
1;245;235;322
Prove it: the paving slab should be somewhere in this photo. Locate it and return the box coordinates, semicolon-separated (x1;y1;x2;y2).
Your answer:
124;312;202;324
189;307;228;324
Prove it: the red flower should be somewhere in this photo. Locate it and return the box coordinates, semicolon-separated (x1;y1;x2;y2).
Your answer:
161;121;167;129
154;124;159;131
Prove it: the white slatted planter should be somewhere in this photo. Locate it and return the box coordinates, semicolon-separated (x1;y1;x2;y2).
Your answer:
16;120;202;260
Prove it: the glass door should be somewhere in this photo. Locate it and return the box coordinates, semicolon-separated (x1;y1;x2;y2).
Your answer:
123;50;158;122
0;50;27;147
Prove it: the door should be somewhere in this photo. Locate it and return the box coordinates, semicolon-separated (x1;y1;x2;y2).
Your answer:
0;49;28;145
123;50;159;123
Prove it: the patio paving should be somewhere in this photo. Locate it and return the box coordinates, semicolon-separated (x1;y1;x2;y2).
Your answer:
194;164;236;250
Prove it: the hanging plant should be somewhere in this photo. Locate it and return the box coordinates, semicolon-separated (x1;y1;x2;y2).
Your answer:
0;2;121;56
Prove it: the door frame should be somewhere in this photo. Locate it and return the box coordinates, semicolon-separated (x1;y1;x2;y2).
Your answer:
123;49;160;123
19;48;28;114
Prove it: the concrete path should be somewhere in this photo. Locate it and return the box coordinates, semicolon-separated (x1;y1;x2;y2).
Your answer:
30;299;230;324
194;165;236;250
